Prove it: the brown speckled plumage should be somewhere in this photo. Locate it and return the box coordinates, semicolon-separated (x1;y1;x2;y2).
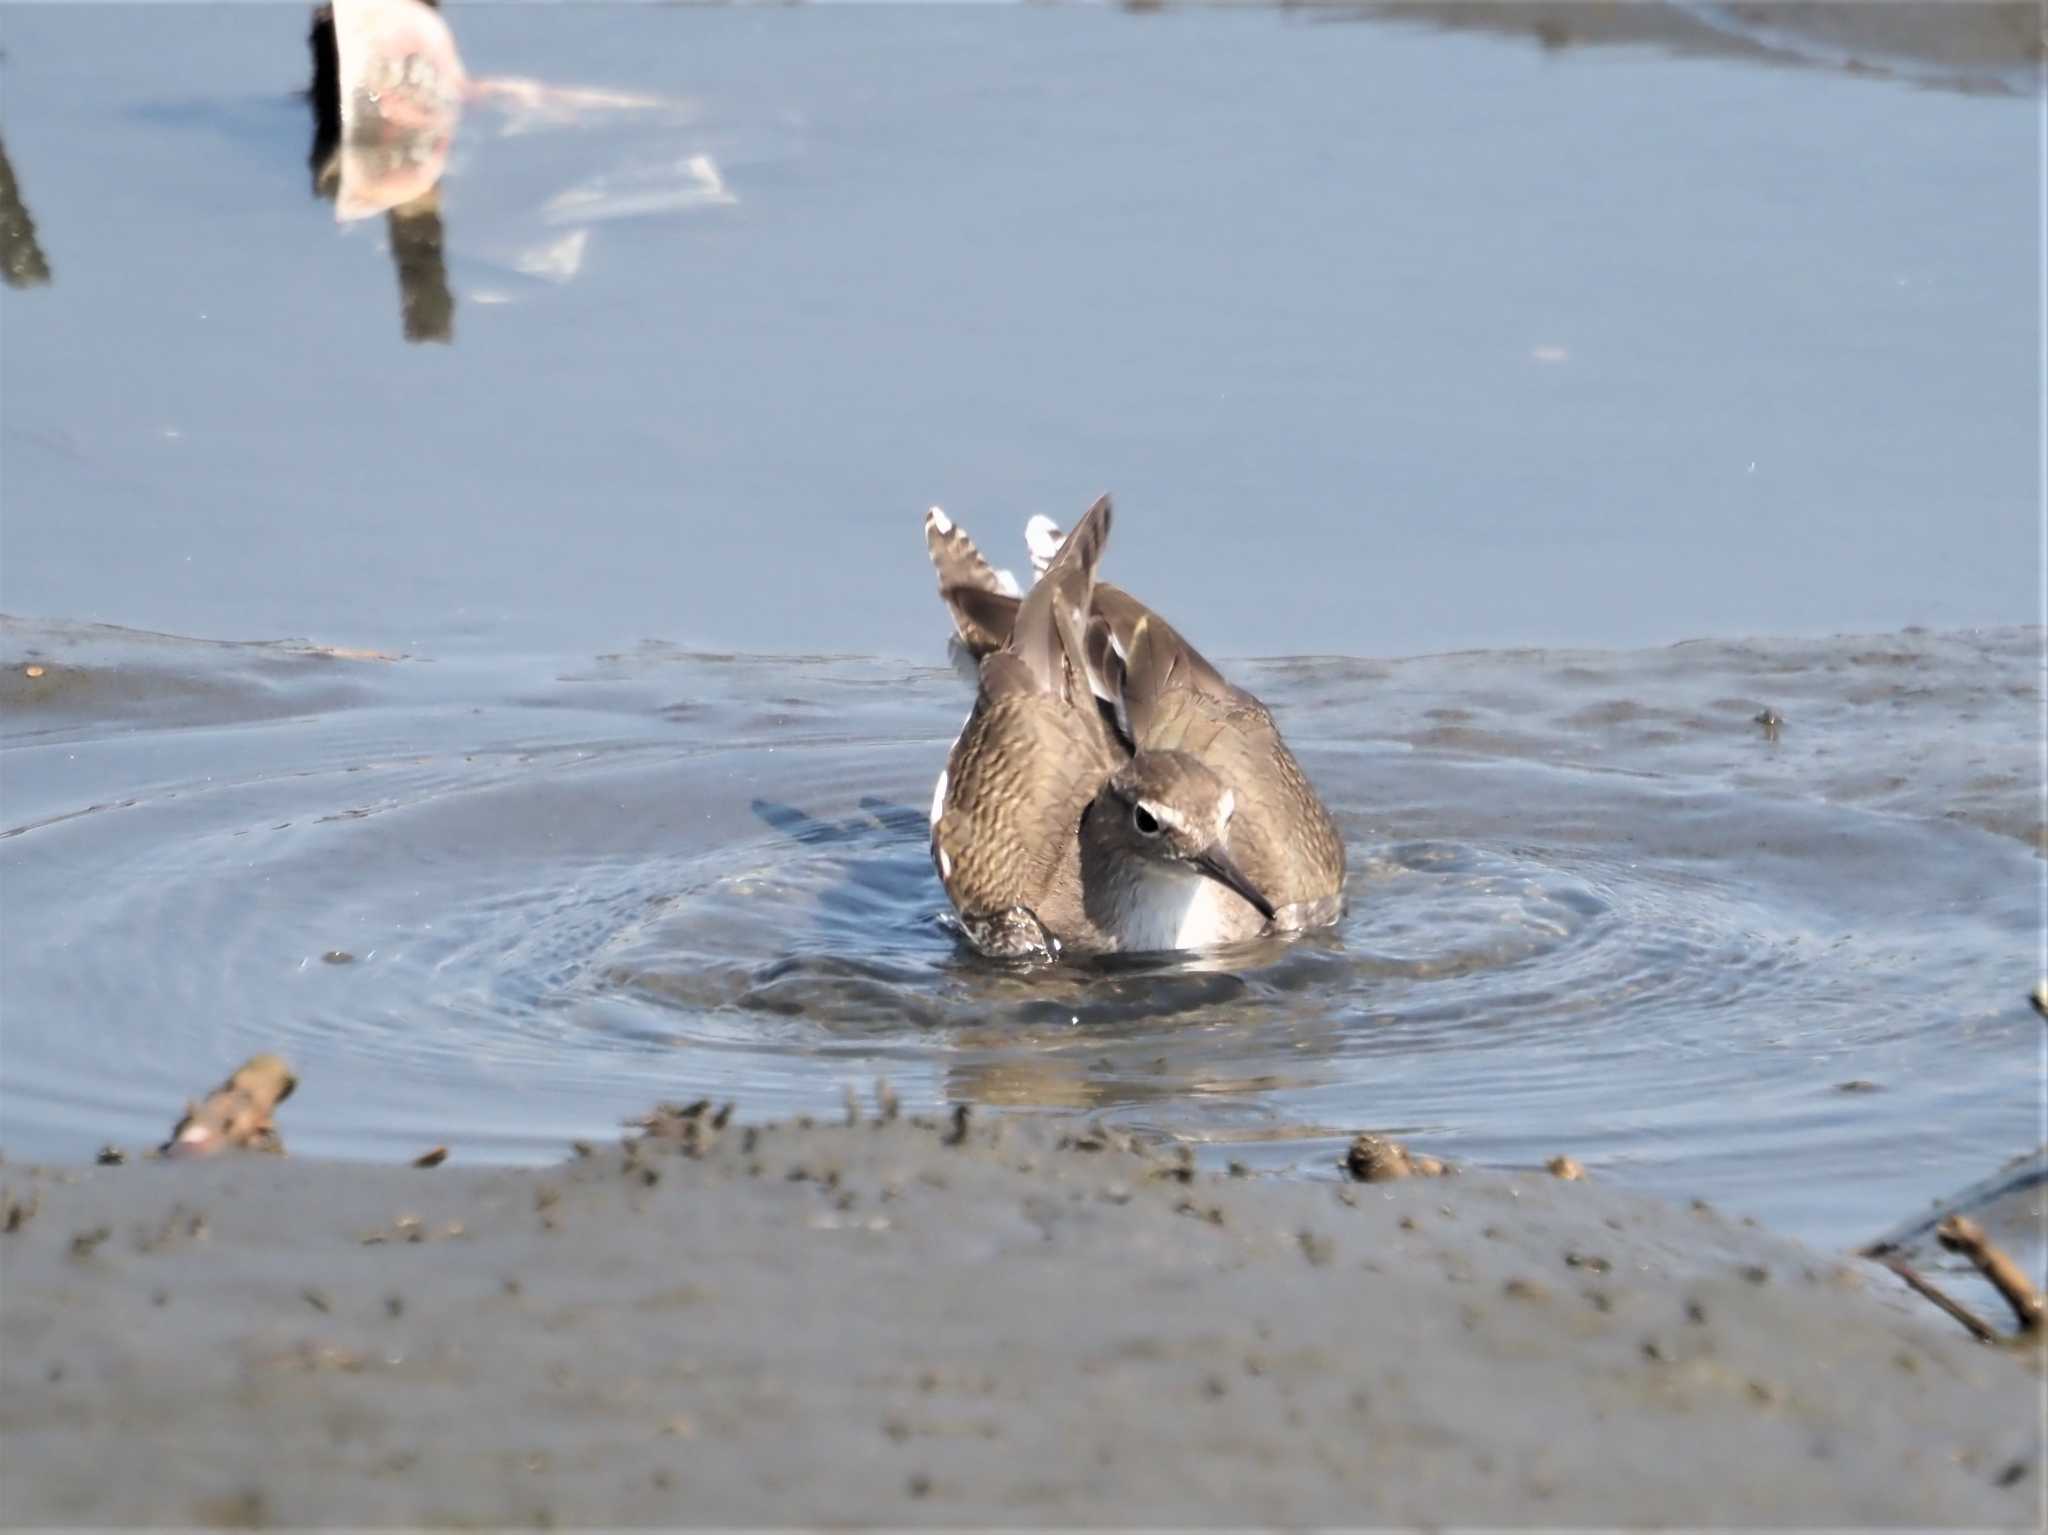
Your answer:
924;496;1345;956
1111;606;1345;928
930;498;1122;957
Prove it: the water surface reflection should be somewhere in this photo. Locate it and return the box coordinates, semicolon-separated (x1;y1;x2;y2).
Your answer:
0;135;52;289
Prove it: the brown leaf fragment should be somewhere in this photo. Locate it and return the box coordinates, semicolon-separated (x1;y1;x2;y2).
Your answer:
1344;1134;1450;1182
162;1055;297;1158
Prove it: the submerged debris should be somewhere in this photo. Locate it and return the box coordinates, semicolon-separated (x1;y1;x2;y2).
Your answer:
1546;1155;1587;1182
162;1055;297;1158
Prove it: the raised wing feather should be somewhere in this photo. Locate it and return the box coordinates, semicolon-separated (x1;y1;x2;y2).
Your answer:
924;507;1021;659
930;496;1124;954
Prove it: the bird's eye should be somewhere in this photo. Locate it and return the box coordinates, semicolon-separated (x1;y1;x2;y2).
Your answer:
1132;804;1162;837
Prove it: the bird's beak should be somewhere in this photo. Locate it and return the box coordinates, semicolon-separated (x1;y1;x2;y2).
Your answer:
1194;845;1277;922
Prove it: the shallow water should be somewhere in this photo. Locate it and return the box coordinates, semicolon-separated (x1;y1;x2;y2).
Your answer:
0;3;2035;660
0;3;2040;1258
2;618;2038;1255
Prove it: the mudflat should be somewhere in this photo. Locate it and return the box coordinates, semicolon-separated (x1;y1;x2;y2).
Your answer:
2;1111;2038;1526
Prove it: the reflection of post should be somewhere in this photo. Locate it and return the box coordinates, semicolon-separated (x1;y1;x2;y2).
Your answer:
0;134;53;289
305;0;456;345
306;5;343;198
388;192;453;343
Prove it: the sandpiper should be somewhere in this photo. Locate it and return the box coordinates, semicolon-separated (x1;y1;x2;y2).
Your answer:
923;496;1345;959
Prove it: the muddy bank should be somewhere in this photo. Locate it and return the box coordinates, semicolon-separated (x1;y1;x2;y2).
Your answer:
3;1114;2038;1526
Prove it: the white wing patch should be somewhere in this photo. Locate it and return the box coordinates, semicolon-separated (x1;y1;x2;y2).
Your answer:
1024;515;1063;576
926;505;954;536
929;765;949;829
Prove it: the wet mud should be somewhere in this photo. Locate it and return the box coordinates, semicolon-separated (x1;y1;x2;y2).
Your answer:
2;1111;2041;1526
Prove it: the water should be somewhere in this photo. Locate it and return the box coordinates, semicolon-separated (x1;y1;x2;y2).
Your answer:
3;616;2037;1254
0;3;2034;659
0;3;2040;1257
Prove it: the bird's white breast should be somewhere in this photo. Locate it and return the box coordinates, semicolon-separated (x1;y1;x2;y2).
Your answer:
1110;864;1262;953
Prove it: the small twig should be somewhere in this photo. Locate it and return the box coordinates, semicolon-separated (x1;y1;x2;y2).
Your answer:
1875;1255;1999;1344
1938;1215;2043;1335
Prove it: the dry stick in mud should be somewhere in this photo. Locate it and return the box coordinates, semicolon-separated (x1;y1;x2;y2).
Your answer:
1938;1216;2044;1336
1869;983;2046;1343
1874;1256;2001;1345
1867;1212;2041;1345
